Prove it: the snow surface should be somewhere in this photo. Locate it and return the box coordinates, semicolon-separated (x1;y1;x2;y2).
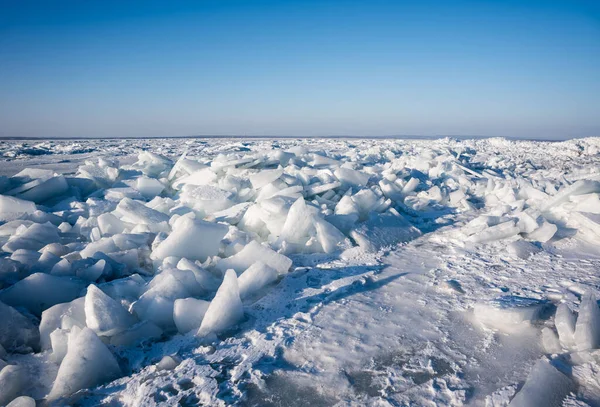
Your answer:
0;136;600;406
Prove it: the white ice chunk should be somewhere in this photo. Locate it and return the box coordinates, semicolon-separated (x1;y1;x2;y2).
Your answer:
85;285;137;337
542;180;600;211
280;197;317;245
130;295;177;330
311;153;340;166
238;261;278;299
97;213;127;236
0;220;34;237
172;167;217;189
467;220;520;244
79;236;119;259
508;358;573;407
48;327;122;401
238;204;268;237
98;274;145;303
157;355;181;371
131;274;192;329
50;258;72;276
212;202;252;225
574;293;600;351
217;240;292;275
10;249;41;268
473;296;548;332
41;242;70;257
145;268;206;297
132;151;172;177
334;167;370;187
249;168;284;189
573;193;600;214
555;303;577;349
151;218;228;262
315;218;348;253
0;273;85;316
177;258;219;291
402;177;420;194
136;177;164;199
16;175;69;203
2;222;60;253
179;184;234;214
541;327;562;354
352;189;383;217
76;259;109;282
6;396;36;407
114;197;170;225
305;181;341;197
39;297;86;350
173;298;210;334
50;328;69;363
197;269;243;337
0;365;27;406
516;212;539;234
335;194;360;216
525;220;557;243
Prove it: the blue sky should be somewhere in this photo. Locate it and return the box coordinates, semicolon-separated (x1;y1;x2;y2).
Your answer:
0;0;598;139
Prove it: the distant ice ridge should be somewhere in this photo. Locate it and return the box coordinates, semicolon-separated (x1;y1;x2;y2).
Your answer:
0;136;599;405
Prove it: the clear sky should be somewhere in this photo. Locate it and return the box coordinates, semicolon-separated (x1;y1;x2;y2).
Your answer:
1;0;599;139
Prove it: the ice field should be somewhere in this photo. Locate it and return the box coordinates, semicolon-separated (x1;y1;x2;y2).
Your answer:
0;136;600;406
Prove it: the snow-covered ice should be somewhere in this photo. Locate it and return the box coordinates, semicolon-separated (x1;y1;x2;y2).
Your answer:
0;136;600;406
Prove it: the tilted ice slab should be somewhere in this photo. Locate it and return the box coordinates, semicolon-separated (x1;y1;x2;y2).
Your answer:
508;358;574;407
48;327;122;401
474;296;549;332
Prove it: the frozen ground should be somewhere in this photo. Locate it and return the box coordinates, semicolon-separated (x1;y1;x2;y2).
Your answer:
0;136;600;407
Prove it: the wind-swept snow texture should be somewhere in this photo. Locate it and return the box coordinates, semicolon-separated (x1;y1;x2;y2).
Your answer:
0;136;600;406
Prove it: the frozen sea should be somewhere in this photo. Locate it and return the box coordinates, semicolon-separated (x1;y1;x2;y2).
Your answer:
0;136;599;406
